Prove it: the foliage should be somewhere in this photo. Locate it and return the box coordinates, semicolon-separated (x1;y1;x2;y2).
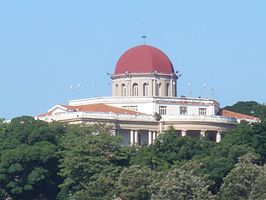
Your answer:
224;101;266;118
115;165;153;200
221;120;266;163
0;116;63;200
150;168;215;200
1;104;266;200
249;165;266;200
218;153;262;200
153;112;162;121
130;127;216;170
58;124;130;199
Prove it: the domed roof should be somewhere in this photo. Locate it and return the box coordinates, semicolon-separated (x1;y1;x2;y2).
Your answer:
114;45;174;75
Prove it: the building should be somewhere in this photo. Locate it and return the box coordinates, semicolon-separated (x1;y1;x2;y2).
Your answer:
37;44;258;146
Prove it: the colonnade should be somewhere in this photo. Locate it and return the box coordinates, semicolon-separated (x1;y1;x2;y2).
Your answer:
129;130;158;146
126;129;222;146
179;130;222;143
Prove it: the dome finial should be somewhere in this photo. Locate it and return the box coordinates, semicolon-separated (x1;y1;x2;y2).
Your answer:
141;35;147;45
141;21;147;45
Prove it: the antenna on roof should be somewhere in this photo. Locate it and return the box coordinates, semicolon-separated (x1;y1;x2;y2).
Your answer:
91;81;96;97
188;82;192;96
200;83;207;98
211;86;216;99
69;83;81;98
106;73;113;96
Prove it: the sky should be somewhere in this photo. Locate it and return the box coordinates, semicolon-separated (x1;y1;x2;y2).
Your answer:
0;0;266;119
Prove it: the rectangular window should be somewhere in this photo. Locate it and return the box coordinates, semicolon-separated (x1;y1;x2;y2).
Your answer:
180;106;187;115
122;106;138;112
159;106;167;115
199;108;207;115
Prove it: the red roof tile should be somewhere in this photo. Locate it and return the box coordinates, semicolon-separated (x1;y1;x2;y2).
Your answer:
114;45;174;75
219;109;260;121
65;103;142;115
37;103;143;118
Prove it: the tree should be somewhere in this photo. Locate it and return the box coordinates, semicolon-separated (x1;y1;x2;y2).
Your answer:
131;127;216;170
224;101;266;119
150;168;215;200
0;116;62;200
58;124;130;199
248;165;266;200
218;153;261;200
115;165;153;200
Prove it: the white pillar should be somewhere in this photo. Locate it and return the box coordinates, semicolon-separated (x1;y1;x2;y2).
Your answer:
181;130;187;137
200;130;206;137
148;131;153;145
134;131;138;146
216;131;221;143
170;79;173;97
110;129;116;136
130;130;134;146
152;131;157;142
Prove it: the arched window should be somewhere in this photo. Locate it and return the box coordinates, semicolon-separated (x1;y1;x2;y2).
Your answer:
156;82;161;96
143;83;149;96
115;84;118;96
165;83;169;97
121;84;126;96
132;83;138;96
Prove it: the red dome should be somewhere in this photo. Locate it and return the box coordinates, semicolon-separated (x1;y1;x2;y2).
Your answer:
114;45;174;75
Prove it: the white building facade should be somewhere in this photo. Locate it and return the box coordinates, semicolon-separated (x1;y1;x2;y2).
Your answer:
37;44;251;146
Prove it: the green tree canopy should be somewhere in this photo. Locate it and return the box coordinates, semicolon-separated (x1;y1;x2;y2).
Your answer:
224;101;266;119
0;116;63;200
58;123;130;200
150;168;215;200
218;153;262;200
115;165;153;200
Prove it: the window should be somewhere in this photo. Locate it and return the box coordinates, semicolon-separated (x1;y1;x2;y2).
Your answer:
132;83;138;96
122;106;138;112
180;106;187;115
121;84;126;96
199;108;207;115
165;83;169;96
159;106;167;115
143;83;149;96
115;84;118;95
156;83;161;96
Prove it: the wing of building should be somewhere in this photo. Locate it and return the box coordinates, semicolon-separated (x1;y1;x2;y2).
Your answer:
36;44;259;146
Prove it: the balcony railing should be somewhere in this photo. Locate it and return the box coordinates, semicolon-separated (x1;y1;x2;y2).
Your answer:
40;111;155;122
39;111;237;125
162;115;238;124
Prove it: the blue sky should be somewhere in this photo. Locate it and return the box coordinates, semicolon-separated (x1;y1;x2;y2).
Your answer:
1;1;266;119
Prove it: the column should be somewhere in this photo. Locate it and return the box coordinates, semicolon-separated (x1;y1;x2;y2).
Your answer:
110;129;116;136
152;131;157;142
181;130;187;137
152;79;154;96
134;131;138;146
216;131;221;143
130;130;134;146
200;130;206;138
148;131;153;145
170;79;173;97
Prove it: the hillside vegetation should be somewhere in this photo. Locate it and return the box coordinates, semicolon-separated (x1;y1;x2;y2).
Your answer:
0;101;266;200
